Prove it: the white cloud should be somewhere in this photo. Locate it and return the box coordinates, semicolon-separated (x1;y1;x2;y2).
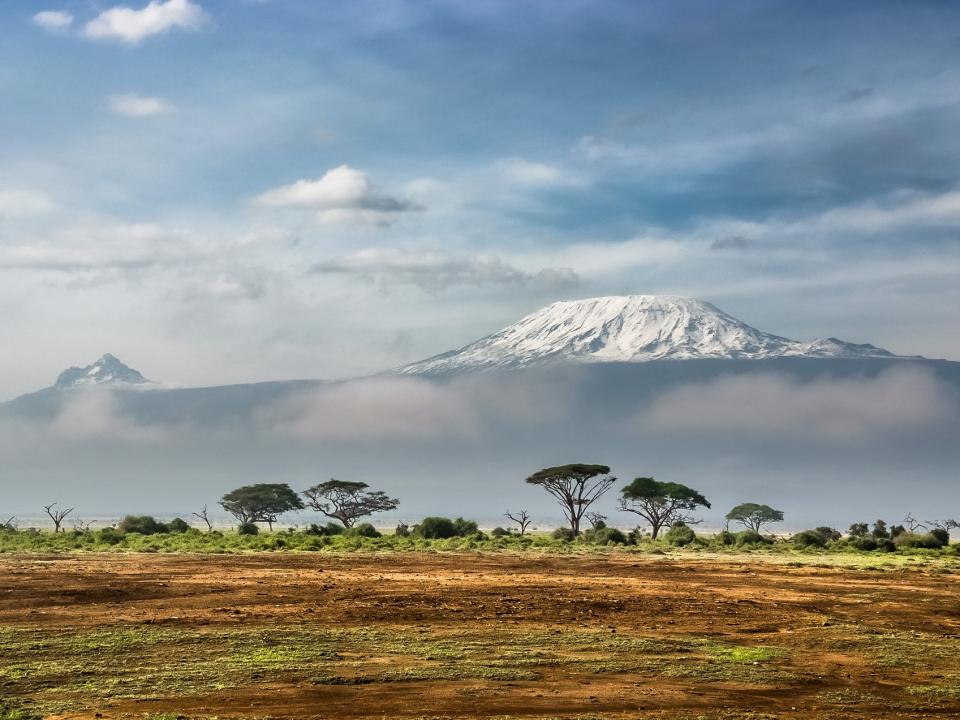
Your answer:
83;0;209;44
32;10;73;32
259;377;480;442
255;165;420;226
639;366;957;442
0;189;56;218
50;390;171;444
311;248;579;292
491;157;584;188
108;94;173;117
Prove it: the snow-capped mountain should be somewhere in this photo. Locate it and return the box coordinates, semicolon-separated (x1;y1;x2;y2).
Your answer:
53;353;153;391
399;295;899;374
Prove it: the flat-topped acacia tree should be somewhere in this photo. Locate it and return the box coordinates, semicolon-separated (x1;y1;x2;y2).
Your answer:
618;477;710;540
302;480;399;528
726;502;784;533
525;464;616;535
219;483;304;531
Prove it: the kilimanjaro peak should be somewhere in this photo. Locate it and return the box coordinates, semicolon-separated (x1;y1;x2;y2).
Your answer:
399;294;899;375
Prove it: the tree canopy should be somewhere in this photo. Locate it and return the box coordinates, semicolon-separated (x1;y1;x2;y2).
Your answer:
618;477;710;539
302;479;399;528
525;463;615;534
725;502;784;533
220;483;304;530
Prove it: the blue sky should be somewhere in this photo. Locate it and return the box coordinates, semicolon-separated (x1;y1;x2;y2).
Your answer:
2;0;960;396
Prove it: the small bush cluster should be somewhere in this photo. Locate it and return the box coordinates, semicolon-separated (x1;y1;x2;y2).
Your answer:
117;515;192;535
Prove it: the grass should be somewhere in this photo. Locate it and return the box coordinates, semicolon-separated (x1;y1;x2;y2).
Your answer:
0;526;957;562
0;622;803;716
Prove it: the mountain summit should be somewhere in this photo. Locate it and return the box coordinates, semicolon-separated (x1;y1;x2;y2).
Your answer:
54;353;152;391
399;295;899;374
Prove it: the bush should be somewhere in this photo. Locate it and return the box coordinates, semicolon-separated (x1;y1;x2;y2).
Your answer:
167;518;190;534
735;530;771;546
814;526;842;543
583;526;628;545
848;522;869;538
715;530;736;546
117;515;167;535
452;517;479;536
96;527;122;545
850;536;878;551
931;527;951;546
894;532;945;549
792;530;827;548
664;522;697;547
237;522;259;536
394;522;410;537
345;522;381;538
414;517;457;539
490;527;511;537
552;527;576;542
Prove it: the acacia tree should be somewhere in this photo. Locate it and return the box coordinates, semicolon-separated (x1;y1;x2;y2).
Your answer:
525;464;616;535
618;477;710;540
219;483;304;531
43;503;74;533
302;480;399;528
504;509;532;536
726;503;784;533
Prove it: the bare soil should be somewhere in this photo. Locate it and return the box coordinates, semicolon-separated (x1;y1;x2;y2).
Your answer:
2;551;959;719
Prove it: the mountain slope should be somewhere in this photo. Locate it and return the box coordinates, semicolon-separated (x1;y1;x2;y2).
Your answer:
54;353;152;390
399;295;899;375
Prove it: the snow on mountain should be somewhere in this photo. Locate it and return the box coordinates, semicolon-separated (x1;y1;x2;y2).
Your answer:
53;353;153;391
399;295;899;374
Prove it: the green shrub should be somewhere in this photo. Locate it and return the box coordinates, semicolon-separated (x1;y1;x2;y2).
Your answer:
414;517;457;539
117;515;167;535
491;526;511;537
664;522;697;547
930;528;950;546
167;517;190;533
735;530;771;546
792;530;827;548
814;526;842;542
96;527;123;545
345;522;381;538
452;517;479;536
716;530;736;546
852;536;878;551
551;527;576;542
582;526;627;545
237;522;259;536
894;532;945;549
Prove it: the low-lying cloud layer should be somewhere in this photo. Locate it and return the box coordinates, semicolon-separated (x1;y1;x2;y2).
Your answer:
639;366;958;442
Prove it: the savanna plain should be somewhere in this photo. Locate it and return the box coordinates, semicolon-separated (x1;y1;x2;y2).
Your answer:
2;546;960;720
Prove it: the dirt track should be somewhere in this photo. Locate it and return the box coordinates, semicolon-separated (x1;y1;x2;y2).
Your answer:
2;551;959;719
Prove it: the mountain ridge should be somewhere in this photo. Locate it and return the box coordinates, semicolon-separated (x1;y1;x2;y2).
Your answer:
398;294;903;375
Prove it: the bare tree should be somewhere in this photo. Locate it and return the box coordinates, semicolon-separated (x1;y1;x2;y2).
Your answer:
903;513;926;532
586;511;607;529
192;504;214;532
504;509;532;536
1;516;16;531
72;517;95;532
928;518;959;532
43;503;74;533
